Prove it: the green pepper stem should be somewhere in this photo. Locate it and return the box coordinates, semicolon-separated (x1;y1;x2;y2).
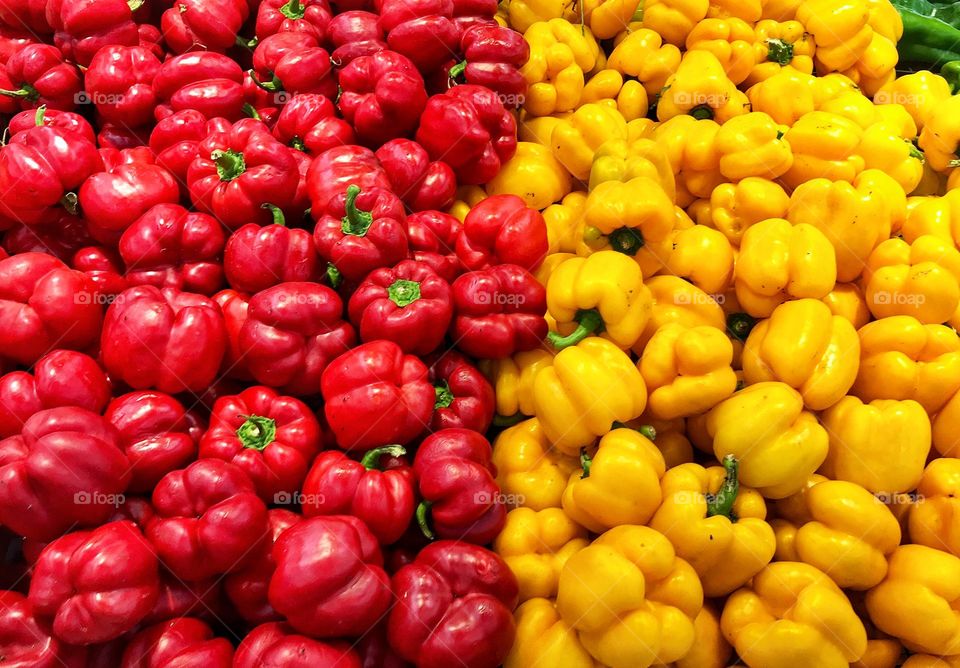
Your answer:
360;445;407;470
706;455;739;519
291;137;306;152
547;308;604;349
448;61;467;83
262;203;286;226
726;312;756;342
34;105;46;127
128;0;144;11
243;103;261;120
250;71;282;92
340;185;374;236
0;83;37;101
280;0;304;18
236;415;277;452
908;141;925;161
580;448;592;478
765;38;794;65
387;278;421;307
211;149;246;182
689;105;714;120
60;192;79;215
434;382;454;409
326;263;342;288
612;421;657;440
416;501;436;540
492;413;526;427
607;226;645;255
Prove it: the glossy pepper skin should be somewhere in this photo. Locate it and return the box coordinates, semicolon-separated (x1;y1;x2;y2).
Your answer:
388;541;518;668
427;351;494;432
106;391;200;493
492;418;579;511
338;50;428;148
101;286;227;395
147;460;268;581
224;211;318;294
581;177;675;259
707;382;829;499
487;142;572;212
200;386;322;502
416;84;518;185
269;515;392;637
457;194;549;272
121;617;234;667
714;111;793;180
234;622;362;668
867;545;960;656
272;93;356;155
588;137;675;198
252;32;337;100
521;19;601;117
910;459;960;556
302;446;414;545
84;45;160;127
0;407;130;541
376;139;458;213
534;337;647;456
255;0;333;41
314;185;409;282
377;0;458;74
684;17;755;85
29;521;158;645
781;110;865;189
307;145;392;212
442;23;529;102
0;43;80;112
747;19;814;85
550;104;628;182
450;264;548;359
0;590;89;667
557;525;703;668
657;50;749;123
328;10;387;65
161;0;249;53
322;340;434;451
504;597;599;668
45;0;139;67
480;349;553;423
348;259;453;354
152;53;246;122
721;561;868;667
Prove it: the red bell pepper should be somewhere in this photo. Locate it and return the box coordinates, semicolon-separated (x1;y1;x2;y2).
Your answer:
71;245;128;298
416;426;496;472
306;144;392;212
375;139;457;212
328;10;385;65
416;85;517;184
450;264;548;358
147;459;269;581
301;445;415;544
200;386;322;501
457;193;549;271
224;508;300;624
101;286;227;395
239;282;355;395
0;43;81;112
337;51;427;148
438;23;528;102
347;259;453;355
377;0;458;74
188;118;300;229
268;515;392;637
0;29;35;65
105;390;199;493
153;53;246;122
0;1;50;36
97;144;155;170
357;624;411;668
255;0;332;41
235;622;362;668
161;0;250;54
252;32;337;102
96;123;150;150
0;107;102;227
118;203;226;296
6;106;93;142
142;574;225;625
2;211;90;261
45;0;140;67
214;288;253;381
84;45;161;127
388;541;518;668
427;351;494;432
406;210;463;281
313;185;409;281
29;521;159;644
0;253;103;365
121;618;234;667
322;340;434;451
138;23;164;58
225;208;318;294
272;93;356;154
150;111;232;188
0;590;85;668
0;349;110;439
79;161;179;245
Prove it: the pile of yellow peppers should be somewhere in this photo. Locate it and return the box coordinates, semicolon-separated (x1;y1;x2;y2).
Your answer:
455;0;960;665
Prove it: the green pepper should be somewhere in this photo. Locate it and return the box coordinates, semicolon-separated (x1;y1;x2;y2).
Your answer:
893;0;960;67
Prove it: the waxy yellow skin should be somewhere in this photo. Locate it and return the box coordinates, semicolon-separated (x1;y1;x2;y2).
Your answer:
521;19;602;117
781;110;866;189
551;103;628;180
480;349;554;420
633;275;727;352
581;177;675;256
652;115;723;203
641;0;709;45
902;190;960;247
486;142;572;210
657;51;750;124
715;111;793;180
588;137;676;199
708;177;790;246
492;418;581;511
746;19;814;85
505;598;601;668
876;70;952;132
607;27;681;94
910;458;960;557
685;17;757;84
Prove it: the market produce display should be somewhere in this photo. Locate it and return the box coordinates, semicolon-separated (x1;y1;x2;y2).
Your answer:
1;0;960;665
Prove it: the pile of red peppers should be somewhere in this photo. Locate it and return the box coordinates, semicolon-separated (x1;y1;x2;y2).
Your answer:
0;0;544;665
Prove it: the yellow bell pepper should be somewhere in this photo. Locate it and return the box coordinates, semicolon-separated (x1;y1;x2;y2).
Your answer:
556;524;703;668
640;323;737;419
933;390;960;457
534;337;647;455
641;0;709;46
873;101;919;140
707;0;760;21
734;218;838;318
607;27;682;94
722;561;868;667
786;169;904;282
685;18;757;85
588;137;676;200
522;19;602;117
494;507;589;602
517;113;567;146
649;214;733;295
742;298;859;410
746;68;850;125
853;315;960;414
817;89;881;129
492;418;581;511
576;0;642;39
546;251;653;350
561;427;665;532
480;349;554;421
447;185;487;222
902;190;960;245
486;142;571;211
709;177;790;246
677;604;734;668
636;414;694;467
866;0;904;43
746;19;815;86
714;111;793;181
760;0;800;20
863;234;960;324
507;0;569;32
579;69;649;122
903;655;960;668
707;381;829;498
821;396;931;494
781;111;866;189
840;29;900;97
796;0;872;72
910;458;960;556
581;177;675;257
858;123;925;193
550;103;628;181
875;70;952;132
866;545;960;655
921;94;960;173
634;275;727;352
650;456;775;596
505;598;599;668
823;282;872;329
652;115;723;204
656;50;750;124
772;478;901;589
542;192;586;256
855;638;905;668
535;253;574;294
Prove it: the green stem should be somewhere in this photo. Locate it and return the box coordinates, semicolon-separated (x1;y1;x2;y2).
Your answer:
388;279;421;307
211;149;246;182
236;415;277;451
765;38;793;65
291;137;306;152
612;421;656;440
434;382;454;409
942;61;960;94
726;312;756;342
580;448;592;478
690;105;714;120
448;61;467;85
243;103;261;120
607;226;644;255
416;501;436;540
60;192;78;215
340;185;373;236
280;0;305;19
262;203;286;226
0;83;38;101
250;71;282;93
492;413;526;427
706;455;739;519
547;309;604;349
237;35;258;49
128;0;144;10
360;445;406;470
326;263;342;288
34;105;46;127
